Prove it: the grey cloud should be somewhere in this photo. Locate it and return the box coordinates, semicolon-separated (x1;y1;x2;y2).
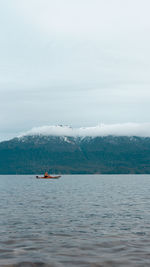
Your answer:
20;123;150;138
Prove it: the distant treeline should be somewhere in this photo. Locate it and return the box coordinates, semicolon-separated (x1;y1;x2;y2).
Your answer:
0;135;150;174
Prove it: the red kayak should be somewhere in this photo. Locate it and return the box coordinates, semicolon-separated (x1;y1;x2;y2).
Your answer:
36;175;61;179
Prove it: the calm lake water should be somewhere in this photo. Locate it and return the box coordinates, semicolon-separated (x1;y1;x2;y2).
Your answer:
1;175;150;266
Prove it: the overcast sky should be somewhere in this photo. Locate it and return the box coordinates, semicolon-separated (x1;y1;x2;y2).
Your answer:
1;0;150;140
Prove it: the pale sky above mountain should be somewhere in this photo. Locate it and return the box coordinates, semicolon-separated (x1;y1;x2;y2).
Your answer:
0;0;150;140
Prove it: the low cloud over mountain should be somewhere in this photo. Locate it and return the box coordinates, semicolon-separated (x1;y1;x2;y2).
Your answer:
19;123;150;138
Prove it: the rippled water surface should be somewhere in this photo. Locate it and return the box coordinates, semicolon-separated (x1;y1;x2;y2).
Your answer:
1;175;150;266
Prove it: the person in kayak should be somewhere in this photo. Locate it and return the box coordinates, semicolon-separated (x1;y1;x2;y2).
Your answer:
36;172;61;179
44;172;52;178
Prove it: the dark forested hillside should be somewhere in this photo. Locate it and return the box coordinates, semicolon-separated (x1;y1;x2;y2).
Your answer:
0;135;150;174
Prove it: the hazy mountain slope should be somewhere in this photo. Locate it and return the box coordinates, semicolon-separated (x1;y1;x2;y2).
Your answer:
0;135;150;174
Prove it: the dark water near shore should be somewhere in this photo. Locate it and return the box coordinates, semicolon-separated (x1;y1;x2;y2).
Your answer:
1;175;150;266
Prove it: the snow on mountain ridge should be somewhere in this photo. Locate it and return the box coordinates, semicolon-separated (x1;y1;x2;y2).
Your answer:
18;123;150;138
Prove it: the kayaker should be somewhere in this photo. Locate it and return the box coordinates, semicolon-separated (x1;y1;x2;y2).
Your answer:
44;172;49;178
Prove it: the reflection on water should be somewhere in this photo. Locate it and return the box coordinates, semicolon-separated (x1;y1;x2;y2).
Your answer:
1;175;150;266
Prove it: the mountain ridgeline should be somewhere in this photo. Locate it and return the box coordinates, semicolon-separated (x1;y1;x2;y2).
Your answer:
0;135;150;174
